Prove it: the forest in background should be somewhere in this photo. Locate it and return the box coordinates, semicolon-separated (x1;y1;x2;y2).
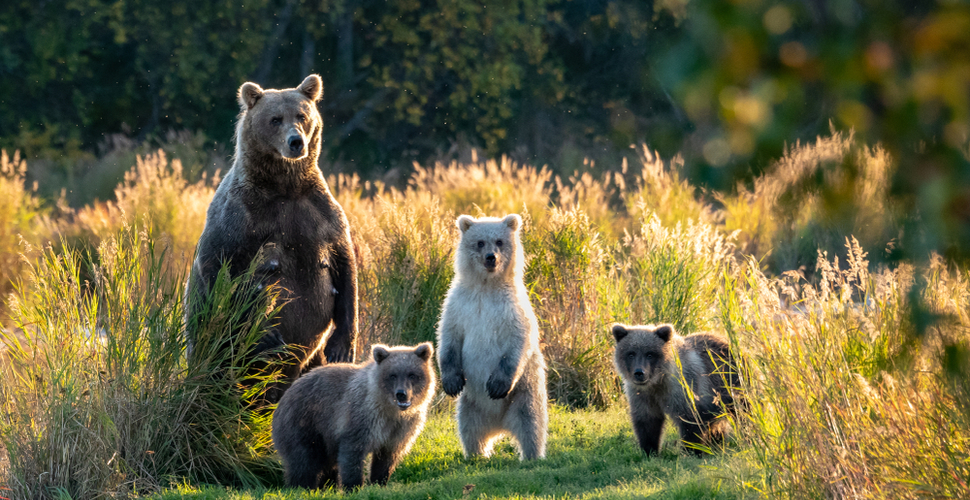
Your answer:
2;0;969;250
3;1;970;498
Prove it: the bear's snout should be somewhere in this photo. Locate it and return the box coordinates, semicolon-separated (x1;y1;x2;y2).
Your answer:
484;253;497;271
287;134;305;155
395;390;411;409
633;368;646;383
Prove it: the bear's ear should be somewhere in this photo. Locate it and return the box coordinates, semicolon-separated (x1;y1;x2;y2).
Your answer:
298;74;323;102
372;344;390;364
238;82;264;110
414;342;434;361
655;325;673;342
457;215;475;233
611;324;629;343
504;214;521;231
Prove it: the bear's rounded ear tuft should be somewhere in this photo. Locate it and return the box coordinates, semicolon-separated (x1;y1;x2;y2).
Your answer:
298;74;323;102
611;324;629;342
655;325;673;342
414;342;434;361
372;344;390;364
504;213;522;231
239;82;264;110
457;215;475;233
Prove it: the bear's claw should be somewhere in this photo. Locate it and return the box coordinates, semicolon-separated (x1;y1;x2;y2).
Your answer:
486;374;512;399
255;330;286;354
442;374;465;397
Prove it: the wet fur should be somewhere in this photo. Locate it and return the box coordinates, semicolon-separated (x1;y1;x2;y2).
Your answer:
186;75;358;401
272;343;436;489
612;323;742;455
436;214;548;460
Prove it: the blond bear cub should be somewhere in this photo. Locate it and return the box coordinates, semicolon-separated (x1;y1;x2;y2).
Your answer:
612;323;742;455
436;214;548;460
272;343;435;489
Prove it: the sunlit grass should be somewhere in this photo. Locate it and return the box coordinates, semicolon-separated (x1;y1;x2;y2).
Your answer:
147;406;751;500
0;228;283;499
1;130;969;499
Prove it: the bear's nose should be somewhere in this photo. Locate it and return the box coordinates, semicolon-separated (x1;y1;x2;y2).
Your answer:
485;253;496;265
633;369;645;382
287;135;304;154
395;390;408;402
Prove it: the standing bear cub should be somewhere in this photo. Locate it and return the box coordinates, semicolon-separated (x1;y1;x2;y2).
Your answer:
437;214;548;460
612;323;743;456
186;75;358;399
272;343;436;490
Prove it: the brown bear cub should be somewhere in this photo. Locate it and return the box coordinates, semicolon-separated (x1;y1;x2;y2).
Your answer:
272;343;436;490
612;323;742;456
186;74;358;401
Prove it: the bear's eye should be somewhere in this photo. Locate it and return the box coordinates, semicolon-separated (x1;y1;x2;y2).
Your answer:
495;239;503;247
271;117;282;126
296;113;306;123
477;241;485;248
408;373;418;382
389;374;397;382
645;353;655;360
627;352;636;359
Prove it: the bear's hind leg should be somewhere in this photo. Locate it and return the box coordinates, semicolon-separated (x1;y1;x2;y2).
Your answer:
457;396;500;458
283;442;333;489
675;419;713;456
504;389;547;460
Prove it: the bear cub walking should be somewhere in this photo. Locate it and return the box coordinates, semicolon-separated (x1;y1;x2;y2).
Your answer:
272;343;435;489
612;323;742;455
437;214;548;460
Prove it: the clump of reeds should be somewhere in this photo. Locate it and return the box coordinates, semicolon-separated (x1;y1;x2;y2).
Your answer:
67;150;218;266
720;130;899;273
725;237;970;498
0;227;281;499
0;150;49;301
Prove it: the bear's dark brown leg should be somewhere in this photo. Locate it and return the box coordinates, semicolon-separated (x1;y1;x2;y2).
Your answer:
337;442;366;489
676;419;710;456
632;413;666;455
369;447;399;485
284;442;331;489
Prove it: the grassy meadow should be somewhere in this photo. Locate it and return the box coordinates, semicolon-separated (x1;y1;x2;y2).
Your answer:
1;131;969;499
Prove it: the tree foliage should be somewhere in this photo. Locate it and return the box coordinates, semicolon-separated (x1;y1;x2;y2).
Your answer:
1;0;969;253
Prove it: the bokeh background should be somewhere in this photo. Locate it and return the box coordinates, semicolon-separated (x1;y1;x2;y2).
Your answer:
2;1;970;499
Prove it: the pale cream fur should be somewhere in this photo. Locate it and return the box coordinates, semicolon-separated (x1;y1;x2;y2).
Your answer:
436;214;548;460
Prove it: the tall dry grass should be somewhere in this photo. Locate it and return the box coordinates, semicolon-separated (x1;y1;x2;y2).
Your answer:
65;150;218;266
720;130;899;272
1;128;968;498
0;151;49;301
723;238;970;498
0;228;282;499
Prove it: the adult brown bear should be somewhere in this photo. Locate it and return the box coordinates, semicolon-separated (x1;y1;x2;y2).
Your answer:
186;75;358;401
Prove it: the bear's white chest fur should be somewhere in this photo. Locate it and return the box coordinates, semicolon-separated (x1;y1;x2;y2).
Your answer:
446;281;537;392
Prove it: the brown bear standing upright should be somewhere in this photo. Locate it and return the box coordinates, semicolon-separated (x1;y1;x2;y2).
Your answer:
272;343;436;490
611;323;743;455
186;75;358;399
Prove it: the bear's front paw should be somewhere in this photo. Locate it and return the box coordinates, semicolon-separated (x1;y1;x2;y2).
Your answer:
486;374;512;399
441;373;465;397
255;330;286;354
324;342;352;364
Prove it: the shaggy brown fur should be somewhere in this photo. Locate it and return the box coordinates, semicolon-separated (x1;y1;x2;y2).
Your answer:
612;323;742;455
186;75;358;401
272;343;436;489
